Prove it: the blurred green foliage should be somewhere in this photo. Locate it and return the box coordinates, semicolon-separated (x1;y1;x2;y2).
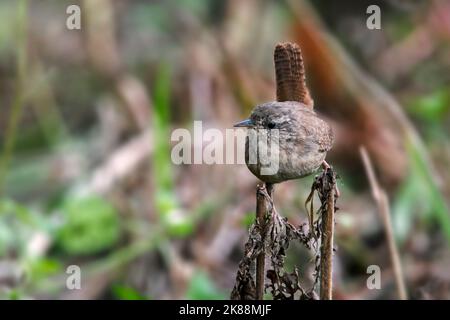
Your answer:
153;64;193;237
393;173;421;243
26;258;62;282
56;195;120;255
186;271;227;300
112;284;148;300
408;88;450;122
241;212;256;228
0;198;43;256
394;139;450;244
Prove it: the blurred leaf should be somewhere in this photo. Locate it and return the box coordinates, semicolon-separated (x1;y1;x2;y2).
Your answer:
6;289;22;300
263;293;273;300
3;156;50;196
186;271;227;300
0;221;13;256
164;214;194;237
154;189;178;214
154;65;171;127
408;88;450;122
406;140;450;243
0;198;35;225
26;258;62;282
152;64;194;237
0;198;56;257
241;212;255;228
112;284;147;300
392;173;425;242
153;63;173;191
56;195;120;255
155;190;193;236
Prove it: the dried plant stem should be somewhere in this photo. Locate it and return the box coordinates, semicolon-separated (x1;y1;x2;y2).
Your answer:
255;184;266;300
319;172;335;300
360;146;407;300
255;183;273;300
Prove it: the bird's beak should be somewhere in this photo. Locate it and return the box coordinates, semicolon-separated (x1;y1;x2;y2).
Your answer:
233;118;253;128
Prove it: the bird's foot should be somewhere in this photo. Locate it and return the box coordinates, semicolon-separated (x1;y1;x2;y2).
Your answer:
321;160;330;171
334;184;341;198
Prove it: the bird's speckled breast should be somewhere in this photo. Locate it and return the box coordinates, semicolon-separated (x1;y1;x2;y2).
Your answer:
245;135;327;183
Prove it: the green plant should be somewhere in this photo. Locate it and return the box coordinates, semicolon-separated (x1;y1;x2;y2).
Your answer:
56;195;120;255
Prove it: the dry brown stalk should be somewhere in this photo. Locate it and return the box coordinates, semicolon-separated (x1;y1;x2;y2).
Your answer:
359;146;407;300
255;184;267;299
319;171;335;300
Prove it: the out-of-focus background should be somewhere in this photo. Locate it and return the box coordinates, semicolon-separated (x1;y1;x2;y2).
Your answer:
0;0;449;300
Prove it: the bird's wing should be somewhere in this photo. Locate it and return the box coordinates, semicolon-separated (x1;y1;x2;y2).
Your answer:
317;119;334;152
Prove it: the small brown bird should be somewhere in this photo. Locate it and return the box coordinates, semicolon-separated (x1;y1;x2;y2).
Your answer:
234;42;333;184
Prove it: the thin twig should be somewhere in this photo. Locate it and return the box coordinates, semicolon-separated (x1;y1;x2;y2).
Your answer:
359;146;407;300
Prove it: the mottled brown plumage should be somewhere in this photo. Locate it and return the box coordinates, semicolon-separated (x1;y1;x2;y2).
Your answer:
240;101;333;184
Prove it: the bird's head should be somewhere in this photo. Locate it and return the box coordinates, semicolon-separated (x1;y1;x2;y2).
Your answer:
234;101;309;131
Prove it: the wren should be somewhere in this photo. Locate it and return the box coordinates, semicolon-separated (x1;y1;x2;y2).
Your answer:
234;42;333;184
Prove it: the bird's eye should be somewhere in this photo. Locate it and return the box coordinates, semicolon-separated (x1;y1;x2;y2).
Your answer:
267;121;276;129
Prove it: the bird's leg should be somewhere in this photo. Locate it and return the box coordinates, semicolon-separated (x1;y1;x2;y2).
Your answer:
265;183;275;218
266;183;274;199
334;185;340;198
321;160;330;171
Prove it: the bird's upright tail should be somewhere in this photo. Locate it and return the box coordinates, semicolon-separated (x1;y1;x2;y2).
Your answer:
274;42;314;108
